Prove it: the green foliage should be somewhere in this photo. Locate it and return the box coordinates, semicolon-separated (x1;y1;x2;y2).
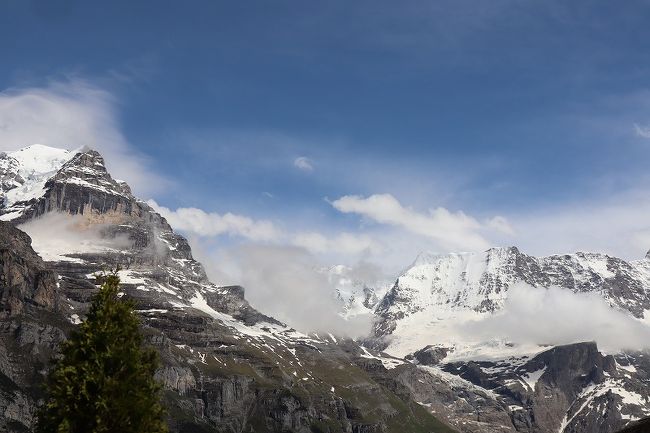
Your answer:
36;273;168;433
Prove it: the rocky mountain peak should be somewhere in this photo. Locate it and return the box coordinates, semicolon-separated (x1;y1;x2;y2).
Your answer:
0;147;145;224
50;149;132;197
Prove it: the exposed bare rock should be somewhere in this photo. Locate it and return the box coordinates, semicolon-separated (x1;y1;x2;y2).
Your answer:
0;220;59;316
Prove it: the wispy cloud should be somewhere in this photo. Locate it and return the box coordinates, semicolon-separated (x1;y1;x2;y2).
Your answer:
293;156;314;171
634;123;650;138
486;215;516;236
0;79;167;196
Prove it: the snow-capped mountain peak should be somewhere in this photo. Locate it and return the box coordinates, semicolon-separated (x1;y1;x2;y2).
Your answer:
373;246;650;355
0;145;76;216
7;144;75;174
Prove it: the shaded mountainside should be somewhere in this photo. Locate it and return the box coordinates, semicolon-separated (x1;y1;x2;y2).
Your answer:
0;220;70;432
0;146;456;433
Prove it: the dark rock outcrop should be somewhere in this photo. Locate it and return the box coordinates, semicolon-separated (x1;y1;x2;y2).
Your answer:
615;417;650;433
0;221;69;432
405;345;449;366
417;342;649;433
0;221;59;317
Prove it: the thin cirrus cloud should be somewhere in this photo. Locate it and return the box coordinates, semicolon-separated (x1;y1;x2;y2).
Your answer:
330;193;512;252
634;123;650;139
293;156;314;171
0;79;167;195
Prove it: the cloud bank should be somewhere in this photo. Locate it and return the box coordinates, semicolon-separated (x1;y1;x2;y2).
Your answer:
459;283;650;352
148;199;280;242
17;212;133;263
292;231;381;256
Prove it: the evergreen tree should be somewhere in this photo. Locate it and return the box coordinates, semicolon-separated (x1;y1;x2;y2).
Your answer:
37;273;168;433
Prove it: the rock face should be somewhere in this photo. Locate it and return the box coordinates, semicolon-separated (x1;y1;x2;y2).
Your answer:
616;417;650;433
0;146;455;433
0;221;69;432
386;341;650;433
0;221;59;316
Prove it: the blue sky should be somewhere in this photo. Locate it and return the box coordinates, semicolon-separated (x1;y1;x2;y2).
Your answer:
2;0;650;274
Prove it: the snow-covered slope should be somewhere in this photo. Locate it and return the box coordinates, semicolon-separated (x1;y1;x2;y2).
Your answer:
0;145;75;219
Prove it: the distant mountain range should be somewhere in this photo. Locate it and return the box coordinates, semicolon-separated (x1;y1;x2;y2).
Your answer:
1;144;649;433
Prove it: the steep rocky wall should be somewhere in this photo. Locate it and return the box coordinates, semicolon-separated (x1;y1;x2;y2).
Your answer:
0;221;69;432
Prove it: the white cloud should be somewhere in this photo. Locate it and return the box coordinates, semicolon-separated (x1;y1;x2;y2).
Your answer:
459;283;650;351
0;79;166;195
148;199;280;242
331;193;492;251
292;231;382;256
293;156;314;171
634;123;650;138
486;215;515;236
